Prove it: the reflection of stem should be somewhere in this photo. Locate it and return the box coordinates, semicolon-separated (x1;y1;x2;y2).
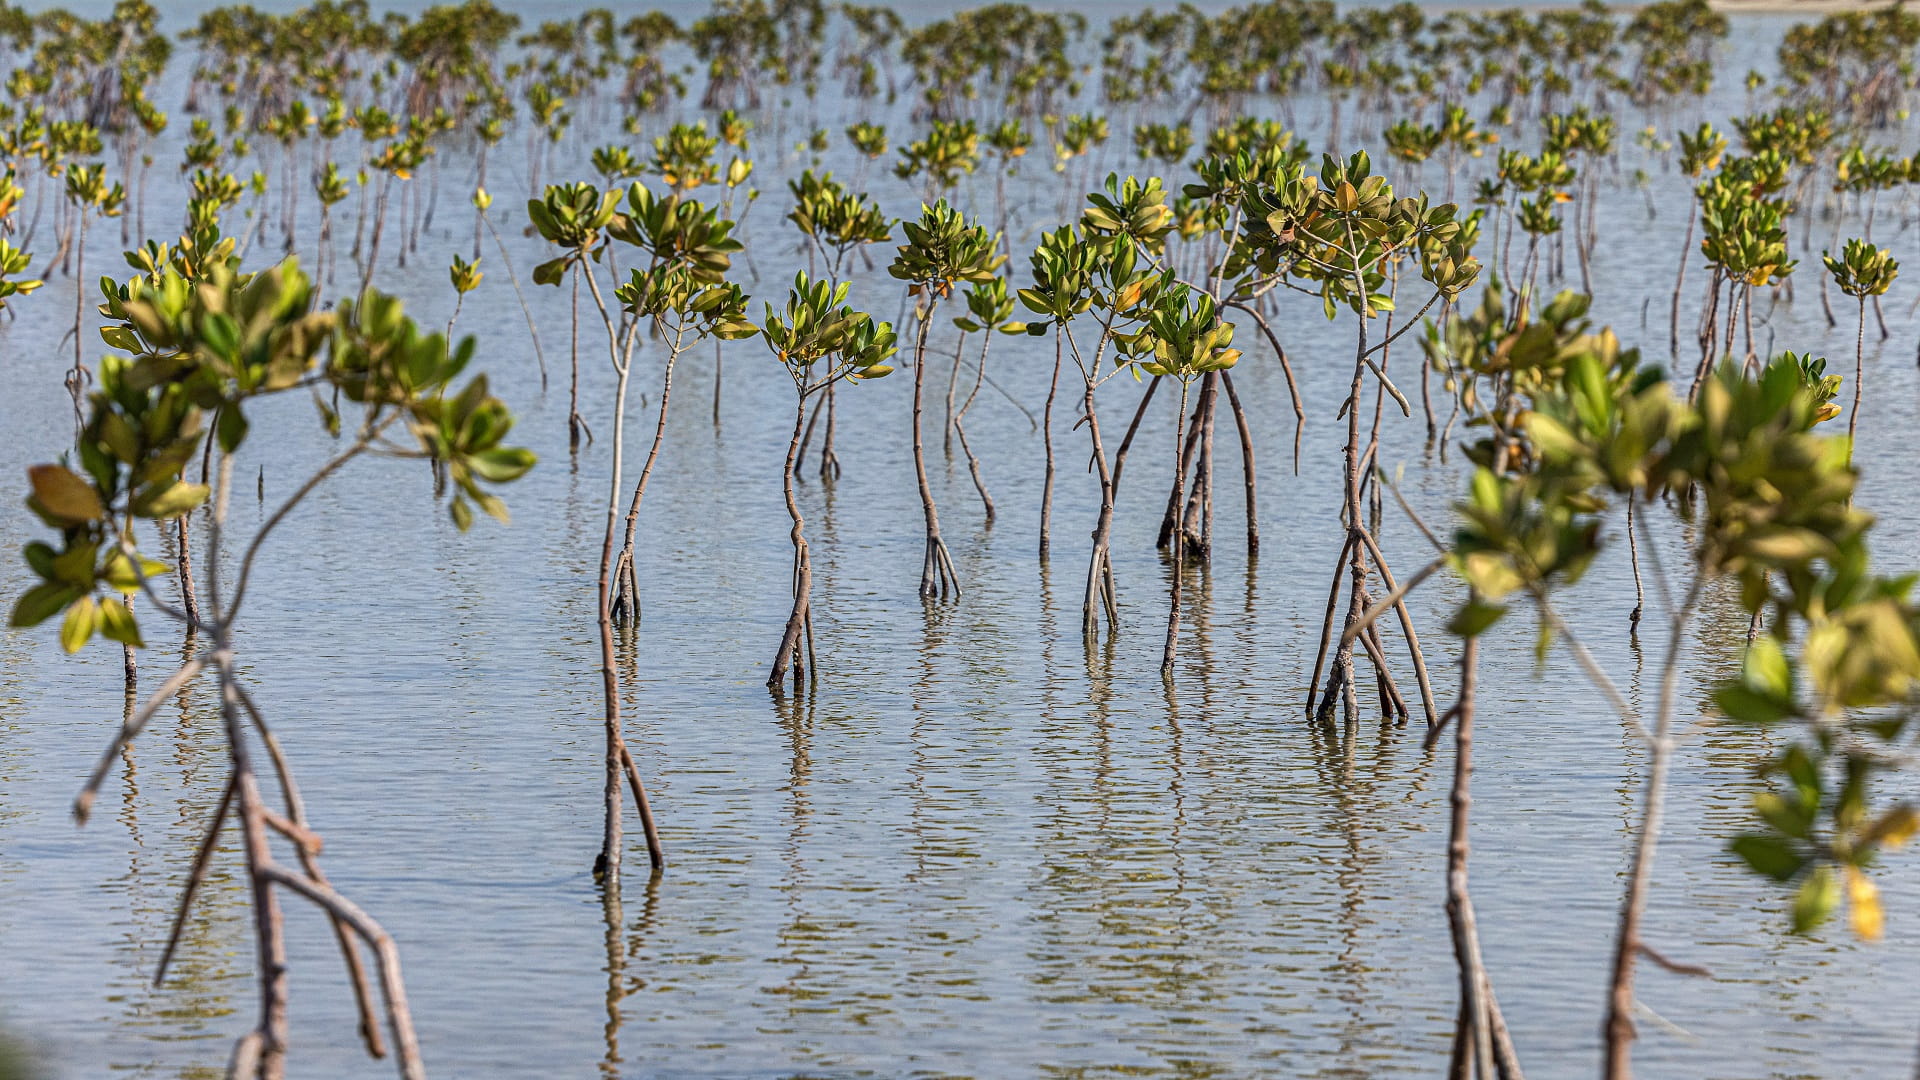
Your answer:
155;771;234;987
75;657;205;821
600;884;624;1078
1162;379;1191;677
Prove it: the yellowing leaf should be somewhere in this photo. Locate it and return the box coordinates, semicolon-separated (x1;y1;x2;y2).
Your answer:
1847;866;1884;940
97;596;143;648
59;594;98;653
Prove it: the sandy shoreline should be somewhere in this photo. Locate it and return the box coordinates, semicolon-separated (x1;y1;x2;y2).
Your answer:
1412;0;1891;14
1422;0;1900;12
1709;0;1901;12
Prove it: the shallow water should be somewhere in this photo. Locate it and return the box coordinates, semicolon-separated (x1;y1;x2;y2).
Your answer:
3;3;1920;1077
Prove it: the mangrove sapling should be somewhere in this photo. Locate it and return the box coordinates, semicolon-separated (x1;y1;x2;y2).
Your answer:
1238;151;1475;727
471;113;506;259
62;164;126;433
530;182;620;451
1019;225;1130;631
1542;108;1614;295
15;257;533;1079
1690;155;1795;399
986;119;1031;262
1822;238;1899;467
888;200;1004;600
1022;226;1095;563
1119;284;1241;677
313;162;350;287
1082;173;1236;567
1189;146;1322;494
762;272;897;690
712;153;758;423
446;252;482;338
266;101;311;253
604;184;755;625
784;170;892;480
358;134;425;291
1483;357;1905;1080
1079;190;1188;630
473;187;548;392
528;180;667;883
894;120;982;207
1668;124;1726;357
1431;277;1912;1075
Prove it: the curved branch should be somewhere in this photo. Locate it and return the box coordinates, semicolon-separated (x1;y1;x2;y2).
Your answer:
259;863;425;1080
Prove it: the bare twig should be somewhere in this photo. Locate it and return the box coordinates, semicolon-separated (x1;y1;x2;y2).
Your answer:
1638;942;1712;978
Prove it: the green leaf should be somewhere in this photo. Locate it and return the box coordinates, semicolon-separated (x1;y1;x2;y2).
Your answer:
1714;684;1793;725
1744;527;1831;564
1791;865;1839;934
101;551;169;593
469;447;535;484
100;325;141;352
532;257;569;287
1754;791;1813;839
11;582;79;627
200;312;240;363
216;405;249;454
97;597;143;647
1731;834;1806;882
1447;599;1507;638
136;482;210;520
59;595;98;653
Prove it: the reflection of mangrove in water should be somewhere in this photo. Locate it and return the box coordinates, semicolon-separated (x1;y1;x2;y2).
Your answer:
104;665;243;1077
599;870;661;1080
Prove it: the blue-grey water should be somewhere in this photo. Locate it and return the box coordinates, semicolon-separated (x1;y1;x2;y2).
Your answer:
2;4;1918;1077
